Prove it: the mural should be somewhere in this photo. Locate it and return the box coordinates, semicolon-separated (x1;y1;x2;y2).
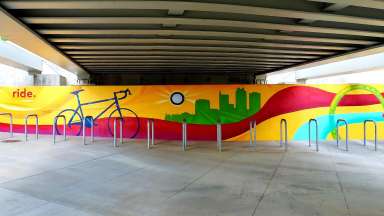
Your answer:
0;84;383;141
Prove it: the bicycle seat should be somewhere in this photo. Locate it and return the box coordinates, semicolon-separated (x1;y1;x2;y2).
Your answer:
71;89;84;95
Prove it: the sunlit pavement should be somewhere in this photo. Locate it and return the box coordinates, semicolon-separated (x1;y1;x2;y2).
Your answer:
0;133;384;216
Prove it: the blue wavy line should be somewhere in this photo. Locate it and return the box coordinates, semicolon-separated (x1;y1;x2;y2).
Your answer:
293;112;384;141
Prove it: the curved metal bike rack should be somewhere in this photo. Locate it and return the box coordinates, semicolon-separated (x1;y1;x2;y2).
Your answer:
83;116;94;145
364;120;377;151
280;119;288;152
113;118;123;148
336;119;349;151
25;114;39;141
147;119;154;149
182;119;187;151
53;115;66;144
249;120;256;146
217;119;222;152
0;113;13;138
308;119;319;152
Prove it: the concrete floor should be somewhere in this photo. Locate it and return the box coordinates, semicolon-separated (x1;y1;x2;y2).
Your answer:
0;133;384;216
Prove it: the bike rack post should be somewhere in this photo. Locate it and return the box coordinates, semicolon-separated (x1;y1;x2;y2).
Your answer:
308;119;319;152
147;119;150;149
147;119;155;149
182;119;187;151
249;120;256;146
364;120;377;151
0;113;13;138
151;119;154;146
217;119;222;152
53;115;66;144
83;116;94;145
336;119;349;151
25;114;39;141
113;118;123;148
280;119;288;152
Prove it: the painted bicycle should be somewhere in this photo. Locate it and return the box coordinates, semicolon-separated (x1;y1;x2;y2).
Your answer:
55;88;140;138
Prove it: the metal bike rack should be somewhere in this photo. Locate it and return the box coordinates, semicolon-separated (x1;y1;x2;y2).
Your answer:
25;114;39;141
0;113;13;138
364;120;377;151
308;119;319;152
147;119;154;149
217;119;222;152
336;119;349;151
182;119;187;151
280;119;288;152
53;115;66;144
113;118;123;148
83;116;94;145
249;120;256;146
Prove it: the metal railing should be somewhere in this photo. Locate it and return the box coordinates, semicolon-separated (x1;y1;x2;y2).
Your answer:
182;119;187;151
0;113;13;138
364;120;377;151
25;114;39;141
53;115;66;144
147;119;154;149
217;119;222;152
280;119;288;152
249;120;256;146
113;118;123;148
308;119;319;152
83;116;94;145
336;119;348;151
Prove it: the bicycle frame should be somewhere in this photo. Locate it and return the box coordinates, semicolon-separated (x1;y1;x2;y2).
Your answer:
68;91;125;126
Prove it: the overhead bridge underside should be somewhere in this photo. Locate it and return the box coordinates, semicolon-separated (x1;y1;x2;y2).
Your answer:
0;0;383;83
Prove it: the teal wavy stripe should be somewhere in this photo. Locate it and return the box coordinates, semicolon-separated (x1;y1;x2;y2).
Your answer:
293;112;384;141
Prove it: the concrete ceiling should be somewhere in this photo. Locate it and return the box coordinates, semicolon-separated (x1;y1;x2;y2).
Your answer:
0;0;383;76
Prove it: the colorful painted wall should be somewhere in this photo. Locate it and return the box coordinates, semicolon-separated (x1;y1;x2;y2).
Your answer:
0;84;383;141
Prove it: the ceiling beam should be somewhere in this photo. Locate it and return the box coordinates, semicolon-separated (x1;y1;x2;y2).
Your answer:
90;70;263;73
65;51;318;60
22;17;384;38
89;70;265;74
0;6;89;78
323;3;349;12
82;63;281;68
58;45;333;55
85;67;276;72
88;67;265;71
79;61;292;66
50;38;355;51
83;64;279;68
74;56;304;63
307;0;384;10
89;69;266;74
299;1;351;24
3;1;384;26
41;29;375;45
277;44;384;79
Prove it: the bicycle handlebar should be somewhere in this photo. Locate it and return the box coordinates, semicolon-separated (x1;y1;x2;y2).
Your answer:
115;89;131;100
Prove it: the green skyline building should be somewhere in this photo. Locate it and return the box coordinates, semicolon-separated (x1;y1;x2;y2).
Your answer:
165;88;261;124
219;92;236;113
219;92;230;112
195;99;210;115
249;92;261;114
235;88;247;114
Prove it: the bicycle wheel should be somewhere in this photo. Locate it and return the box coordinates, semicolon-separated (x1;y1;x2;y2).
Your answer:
56;109;83;136
107;108;140;138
